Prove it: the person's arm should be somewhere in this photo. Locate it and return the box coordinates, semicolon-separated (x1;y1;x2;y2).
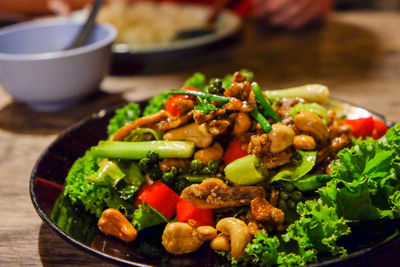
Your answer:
251;0;334;29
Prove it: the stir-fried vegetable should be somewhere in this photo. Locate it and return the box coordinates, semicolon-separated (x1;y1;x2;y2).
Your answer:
107;103;141;136
168;89;230;104
252;82;281;122
91;140;195;159
58;70;398;267
264;84;330;104
249;109;272;133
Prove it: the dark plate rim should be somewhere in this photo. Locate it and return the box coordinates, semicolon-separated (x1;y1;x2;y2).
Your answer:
29;98;397;267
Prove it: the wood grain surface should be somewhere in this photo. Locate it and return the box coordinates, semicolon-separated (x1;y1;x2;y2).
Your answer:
0;11;399;267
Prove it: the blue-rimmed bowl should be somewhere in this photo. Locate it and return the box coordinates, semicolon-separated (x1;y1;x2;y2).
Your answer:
0;18;116;111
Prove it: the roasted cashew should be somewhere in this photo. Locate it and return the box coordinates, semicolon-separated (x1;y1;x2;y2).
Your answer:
197;226;217;240
294;111;329;142
163;123;213;148
210;234;230;251
194;142;224;165
162;222;203;254
268;123;295;153
233;112;251;136
216;217;251;259
98;208;137;242
293;135;316;150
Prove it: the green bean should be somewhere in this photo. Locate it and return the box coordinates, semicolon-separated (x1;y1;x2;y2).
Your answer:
168;89;230;104
252;82;281;122
249;109;272;133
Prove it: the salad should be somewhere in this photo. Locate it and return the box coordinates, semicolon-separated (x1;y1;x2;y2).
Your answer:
53;70;400;266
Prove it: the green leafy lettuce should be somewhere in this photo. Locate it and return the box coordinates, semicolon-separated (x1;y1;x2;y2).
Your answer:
271;150;317;183
132;202;168;231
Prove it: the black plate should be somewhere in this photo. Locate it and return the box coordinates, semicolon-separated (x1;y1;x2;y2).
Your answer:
30;101;400;266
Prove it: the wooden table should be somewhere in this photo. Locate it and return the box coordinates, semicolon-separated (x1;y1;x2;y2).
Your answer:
1;11;399;266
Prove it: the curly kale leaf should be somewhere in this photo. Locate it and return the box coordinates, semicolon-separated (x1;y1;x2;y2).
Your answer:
183;72;206;91
284;200;350;256
319;135;400;221
245;231;317;267
142;91;170;116
381;123;400;153
63;150;135;218
107;103;141;136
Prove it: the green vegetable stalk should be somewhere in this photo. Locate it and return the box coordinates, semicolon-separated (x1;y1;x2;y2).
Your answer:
264;84;330;104
91;140;195;159
224;155;268;185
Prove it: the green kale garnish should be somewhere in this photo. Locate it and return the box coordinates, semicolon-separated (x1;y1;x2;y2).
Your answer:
107;102;141;136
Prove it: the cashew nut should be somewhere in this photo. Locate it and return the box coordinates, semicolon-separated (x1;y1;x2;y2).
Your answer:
194;142;224;165
197;226;218;240
162;222;204;254
294;111;329;142
211;234;230;251
268;123;295;153
163;123;213;148
216;217;251;259
232;112;251;135
98;208;137;242
293;135;316;150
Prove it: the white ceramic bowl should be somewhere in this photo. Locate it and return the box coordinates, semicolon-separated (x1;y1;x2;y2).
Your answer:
0;18;116;111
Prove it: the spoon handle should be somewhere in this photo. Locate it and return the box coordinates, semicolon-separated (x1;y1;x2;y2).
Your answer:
64;0;104;50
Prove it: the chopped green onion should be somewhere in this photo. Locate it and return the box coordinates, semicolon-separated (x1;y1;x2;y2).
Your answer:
168;89;230;104
197;96;217;114
252;82;281;122
249;109;272;133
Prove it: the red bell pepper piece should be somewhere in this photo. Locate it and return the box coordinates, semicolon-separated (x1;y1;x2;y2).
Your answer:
135;181;181;220
372;119;388;140
344;116;375;138
176;199;214;226
165;86;199;117
223;139;248;165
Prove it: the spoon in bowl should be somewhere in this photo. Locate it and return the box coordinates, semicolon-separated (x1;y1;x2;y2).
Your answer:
64;0;104;50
